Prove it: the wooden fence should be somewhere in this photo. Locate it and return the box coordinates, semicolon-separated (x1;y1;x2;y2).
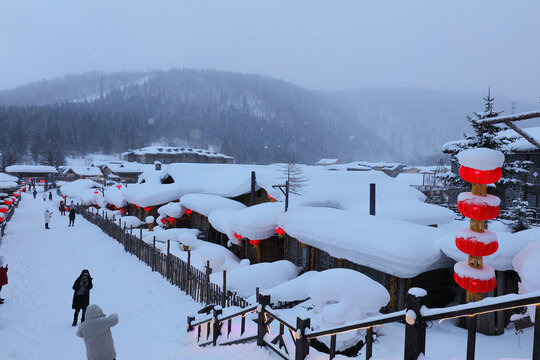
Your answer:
188;290;540;360
79;207;247;308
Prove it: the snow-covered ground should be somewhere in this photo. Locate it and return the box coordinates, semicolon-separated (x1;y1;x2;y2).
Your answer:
0;191;536;359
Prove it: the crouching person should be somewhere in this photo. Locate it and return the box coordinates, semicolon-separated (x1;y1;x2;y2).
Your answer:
76;304;118;360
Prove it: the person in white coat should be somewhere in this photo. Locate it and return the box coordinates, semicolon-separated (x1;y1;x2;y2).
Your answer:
44;209;51;229
76;304;118;360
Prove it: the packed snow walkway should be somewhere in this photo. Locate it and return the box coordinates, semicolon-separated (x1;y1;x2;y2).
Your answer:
0;192;276;360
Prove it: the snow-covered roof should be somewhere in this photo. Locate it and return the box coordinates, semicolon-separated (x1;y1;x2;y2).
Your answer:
315;159;340;165
63;166;103;177
179;194;246;217
0;181;18;190
276;206;448;278
123;146;233;159
60;179;104;206
5;165;57;174
103;162;144;174
103;185;128;208
324;162;372;171
394;173;425;187
123;183;182;207
513;239;540;294
0;172;18;182
229;202;283;240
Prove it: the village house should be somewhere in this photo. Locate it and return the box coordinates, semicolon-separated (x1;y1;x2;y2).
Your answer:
122;146;234;165
59;165;104;181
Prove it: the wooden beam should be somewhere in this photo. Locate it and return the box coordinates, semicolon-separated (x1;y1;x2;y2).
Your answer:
478;111;540;125
503;121;540;150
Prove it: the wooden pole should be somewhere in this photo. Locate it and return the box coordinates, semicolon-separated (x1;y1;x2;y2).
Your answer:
251;171;256;206
466;316;477;360
221;270;227;308
366;327;373;359
285;180;290;212
295;317;311;360
205;260;212;305
404;288;426;360
186;250;191;295
256;294;271;346
532;305;540;360
370;183;376;216
152;236;156;271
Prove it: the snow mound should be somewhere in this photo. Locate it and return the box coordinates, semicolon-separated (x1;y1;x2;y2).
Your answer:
457;148;505;170
247;271;318;304
229;202;283;240
180;193;245;217
199;247;226;270
119;216;143;229
513;239;540;322
143;228;199;244
208;208;241;243
157;202;183;218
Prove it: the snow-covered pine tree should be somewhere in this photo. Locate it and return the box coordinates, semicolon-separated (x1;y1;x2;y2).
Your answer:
441;88;531;211
501;200;533;233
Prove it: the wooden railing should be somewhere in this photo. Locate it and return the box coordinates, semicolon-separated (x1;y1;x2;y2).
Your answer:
1;192;22;238
188;290;540;360
79;207;248;308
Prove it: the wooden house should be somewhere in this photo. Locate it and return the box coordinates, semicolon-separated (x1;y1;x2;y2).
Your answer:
122;146;234;165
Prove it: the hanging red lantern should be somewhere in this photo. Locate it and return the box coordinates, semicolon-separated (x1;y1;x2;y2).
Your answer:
167;217;175;223
93;191;99;194
267;194;276;202
144;207;151;212
249;239;261;245
39;179;45;183
0;217;4;222
275;227;285;235
454;272;497;293
184;208;192;215
160;217;166;224
234;233;242;240
459;166;502;185
135;205;140;208
455;236;498;257
0;207;7;214
457;200;500;220
13;193;18;198
4;200;12;206
116;185;122;189
120;209;125;214
65;207;70;211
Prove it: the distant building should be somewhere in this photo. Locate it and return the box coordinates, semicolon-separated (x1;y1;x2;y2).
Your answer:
122;146;234;165
60;166;104;181
315;159;341;166
98;162;144;183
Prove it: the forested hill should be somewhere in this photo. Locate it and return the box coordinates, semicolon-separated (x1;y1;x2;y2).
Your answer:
0;69;395;166
0;69;535;167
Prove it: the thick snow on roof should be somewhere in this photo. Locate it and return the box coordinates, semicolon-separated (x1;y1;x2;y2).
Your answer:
166;163;267;197
513;239;540;294
247;271;318;304
210;260;299;298
103;162;144;174
63;166;103;177
229;202;283;240
180;194;245;217
123;183;182;207
277;206;447;278
501;126;540;152
257;166;455;226
439;229;535;271
157;202;183;218
5;165;57;174
0;181;18;190
456;148;505;170
208;208;240;242
125;145;233;159
60;179;103;206
324;162;372;171
394;173;425;186
103;185;128;208
0;172;18;182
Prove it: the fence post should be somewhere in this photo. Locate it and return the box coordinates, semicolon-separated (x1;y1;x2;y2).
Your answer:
212;307;223;346
152;236;156;271
257;294;271;346
187;316;195;332
166;239;171;281
295;317;311;360
466;315;477;360
366;327;373;359
186;250;191;295
221;270;227;308
533;304;540;359
205;261;212;305
404;287;427;360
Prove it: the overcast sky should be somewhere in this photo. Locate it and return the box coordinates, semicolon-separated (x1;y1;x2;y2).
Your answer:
1;0;539;102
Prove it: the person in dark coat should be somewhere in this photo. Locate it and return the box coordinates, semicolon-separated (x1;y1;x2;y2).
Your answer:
48;192;53;201
0;256;7;304
72;270;93;326
59;202;66;216
69;208;76;226
33;189;37;199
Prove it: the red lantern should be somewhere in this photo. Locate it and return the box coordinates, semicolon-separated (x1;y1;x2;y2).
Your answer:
39;179;45;183
455;237;498;257
65;207;70;211
160;217;166;224
275;227;285;235
120;209;125;214
459;166;502;185
116;185;122;189
234;233;242;240
0;217;4;222
457;201;500;220
168;217;175;222
184;208;192;215
135;205;140;208
454;272;497;293
93;191;99;194
4;200;12;206
0;207;7;214
144;207;151;212
250;239;261;245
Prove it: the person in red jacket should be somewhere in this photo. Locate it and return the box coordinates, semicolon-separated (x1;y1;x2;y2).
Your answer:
0;256;7;304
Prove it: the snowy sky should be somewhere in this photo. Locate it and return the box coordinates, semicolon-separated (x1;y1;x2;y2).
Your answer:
1;0;539;102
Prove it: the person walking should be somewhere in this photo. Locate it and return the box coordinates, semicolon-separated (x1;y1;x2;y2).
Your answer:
42;192;46;202
0;256;7;304
76;304;118;360
59;201;66;216
44;209;51;229
69;208;76;227
48;192;53;201
33;189;37;199
72;270;93;326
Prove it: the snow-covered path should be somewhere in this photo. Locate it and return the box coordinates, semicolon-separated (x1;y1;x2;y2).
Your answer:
0;192;276;360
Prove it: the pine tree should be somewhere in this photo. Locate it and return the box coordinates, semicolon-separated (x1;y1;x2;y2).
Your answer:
441;88;531;207
501;200;533;233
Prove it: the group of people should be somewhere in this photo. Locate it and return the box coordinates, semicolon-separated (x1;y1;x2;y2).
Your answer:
43;200;77;229
72;270;119;360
